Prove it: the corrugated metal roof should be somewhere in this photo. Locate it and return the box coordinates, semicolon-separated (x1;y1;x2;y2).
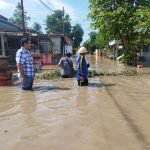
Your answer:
0;19;20;32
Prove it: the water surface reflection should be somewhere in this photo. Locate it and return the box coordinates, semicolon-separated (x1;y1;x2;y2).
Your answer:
0;56;150;150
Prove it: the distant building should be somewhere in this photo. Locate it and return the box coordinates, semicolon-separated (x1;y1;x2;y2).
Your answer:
0;15;73;66
49;33;73;56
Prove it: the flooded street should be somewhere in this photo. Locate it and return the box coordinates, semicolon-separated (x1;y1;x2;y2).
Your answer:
1;56;150;150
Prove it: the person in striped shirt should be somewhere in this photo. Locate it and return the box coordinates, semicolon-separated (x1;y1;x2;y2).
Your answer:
16;37;35;90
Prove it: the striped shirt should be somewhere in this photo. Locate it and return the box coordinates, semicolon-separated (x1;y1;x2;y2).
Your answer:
16;47;34;78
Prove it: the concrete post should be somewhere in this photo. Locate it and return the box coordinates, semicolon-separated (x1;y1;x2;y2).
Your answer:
0;34;5;56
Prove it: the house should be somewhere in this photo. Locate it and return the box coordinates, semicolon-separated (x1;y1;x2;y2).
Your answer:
0;15;51;66
0;15;20;56
64;35;73;54
0;15;73;66
49;33;73;56
108;39;123;58
1;32;53;66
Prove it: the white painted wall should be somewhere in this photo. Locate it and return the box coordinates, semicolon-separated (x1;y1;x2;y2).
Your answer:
65;45;72;54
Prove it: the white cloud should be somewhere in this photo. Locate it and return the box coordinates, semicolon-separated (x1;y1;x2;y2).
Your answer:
0;0;15;9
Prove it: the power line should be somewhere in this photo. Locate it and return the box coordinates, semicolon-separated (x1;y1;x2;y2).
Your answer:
46;0;55;10
38;0;54;12
31;0;51;14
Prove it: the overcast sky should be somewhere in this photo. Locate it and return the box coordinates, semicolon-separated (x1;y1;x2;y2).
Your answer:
0;0;91;42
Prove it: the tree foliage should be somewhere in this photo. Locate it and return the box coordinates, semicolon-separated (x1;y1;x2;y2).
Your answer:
9;2;30;27
46;11;84;48
83;31;97;53
83;30;111;53
45;10;71;35
88;0;150;63
33;22;42;33
71;24;84;48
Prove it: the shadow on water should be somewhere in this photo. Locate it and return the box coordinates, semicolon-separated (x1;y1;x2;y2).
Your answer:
102;83;116;87
88;82;103;88
33;86;71;93
88;82;116;88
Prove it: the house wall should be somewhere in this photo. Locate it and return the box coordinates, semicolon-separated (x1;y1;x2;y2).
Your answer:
51;37;62;54
39;40;51;53
65;45;72;54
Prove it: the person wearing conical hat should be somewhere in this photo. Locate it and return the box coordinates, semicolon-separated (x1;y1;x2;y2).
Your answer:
76;47;90;86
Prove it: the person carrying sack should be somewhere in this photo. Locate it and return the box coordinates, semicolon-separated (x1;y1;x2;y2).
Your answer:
58;52;74;78
76;47;90;86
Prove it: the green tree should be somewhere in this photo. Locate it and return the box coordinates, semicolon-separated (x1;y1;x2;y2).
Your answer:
89;31;97;41
83;31;98;53
88;0;150;64
133;7;150;47
71;24;84;48
83;40;91;51
9;2;30;27
45;10;71;35
33;22;42;33
83;31;111;54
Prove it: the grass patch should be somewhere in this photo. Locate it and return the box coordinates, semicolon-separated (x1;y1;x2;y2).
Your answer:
35;70;61;80
35;69;147;80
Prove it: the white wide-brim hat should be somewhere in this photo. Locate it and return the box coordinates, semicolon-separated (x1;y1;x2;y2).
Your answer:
78;47;88;54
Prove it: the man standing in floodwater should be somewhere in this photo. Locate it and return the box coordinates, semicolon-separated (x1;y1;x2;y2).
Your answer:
58;52;74;78
16;37;35;90
76;47;90;86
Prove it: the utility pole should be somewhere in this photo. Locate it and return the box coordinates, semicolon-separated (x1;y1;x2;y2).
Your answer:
21;0;25;36
62;7;65;56
62;7;65;36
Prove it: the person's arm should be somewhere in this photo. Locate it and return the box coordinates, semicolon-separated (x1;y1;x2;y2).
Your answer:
17;63;26;83
87;63;90;68
16;50;26;82
58;58;62;66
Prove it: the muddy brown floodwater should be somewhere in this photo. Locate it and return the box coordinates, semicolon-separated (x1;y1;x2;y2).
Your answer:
0;56;150;150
